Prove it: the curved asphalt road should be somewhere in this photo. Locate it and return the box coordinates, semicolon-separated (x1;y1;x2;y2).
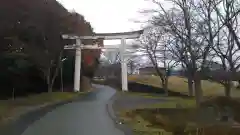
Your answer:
21;85;124;135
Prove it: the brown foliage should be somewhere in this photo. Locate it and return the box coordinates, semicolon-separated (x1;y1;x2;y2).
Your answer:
0;0;100;91
66;12;102;74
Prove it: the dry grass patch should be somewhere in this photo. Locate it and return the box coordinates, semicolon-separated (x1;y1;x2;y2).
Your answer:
118;110;172;135
117;95;240;135
0;92;86;123
119;108;240;135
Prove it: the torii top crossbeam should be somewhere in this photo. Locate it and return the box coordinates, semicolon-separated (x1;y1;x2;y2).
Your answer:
62;30;144;40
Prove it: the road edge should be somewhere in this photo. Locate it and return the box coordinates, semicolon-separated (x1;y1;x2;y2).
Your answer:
0;93;90;135
106;90;133;135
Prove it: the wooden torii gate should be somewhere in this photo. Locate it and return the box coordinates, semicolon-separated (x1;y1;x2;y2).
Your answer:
62;30;143;92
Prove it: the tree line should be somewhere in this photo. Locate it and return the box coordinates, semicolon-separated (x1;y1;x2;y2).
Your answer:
0;0;100;99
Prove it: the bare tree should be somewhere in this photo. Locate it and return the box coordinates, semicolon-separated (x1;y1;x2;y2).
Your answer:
106;49;141;75
137;26;179;95
127;59;139;74
10;28;65;93
212;35;240;96
189;0;240;97
213;0;240;50
162;37;180;93
145;0;202;103
22;37;64;93
188;0;240;97
210;13;240;97
97;50;122;79
109;51;121;64
143;0;227;105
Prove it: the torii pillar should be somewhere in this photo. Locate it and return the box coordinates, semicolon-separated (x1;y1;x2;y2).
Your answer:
74;38;82;93
63;30;143;92
120;38;128;91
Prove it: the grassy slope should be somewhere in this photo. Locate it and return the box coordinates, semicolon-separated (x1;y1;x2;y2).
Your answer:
117;94;240;135
0;92;86;122
128;75;240;97
119;102;240;135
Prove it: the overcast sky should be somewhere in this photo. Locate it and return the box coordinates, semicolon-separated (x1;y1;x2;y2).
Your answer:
56;0;159;33
56;0;172;67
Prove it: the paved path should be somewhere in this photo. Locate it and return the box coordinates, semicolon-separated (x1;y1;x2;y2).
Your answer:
21;85;124;135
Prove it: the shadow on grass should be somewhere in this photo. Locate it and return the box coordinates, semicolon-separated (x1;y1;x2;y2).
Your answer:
128;82;190;98
93;79;190;98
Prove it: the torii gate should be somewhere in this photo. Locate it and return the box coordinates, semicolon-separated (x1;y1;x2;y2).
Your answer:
62;30;143;92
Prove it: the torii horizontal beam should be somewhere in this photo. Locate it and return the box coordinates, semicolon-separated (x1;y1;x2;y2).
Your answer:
62;30;143;40
64;44;119;50
64;44;137;50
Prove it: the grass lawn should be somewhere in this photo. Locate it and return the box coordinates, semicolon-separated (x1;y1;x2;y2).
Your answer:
116;92;240;135
116;92;196;135
117;102;189;135
116;93;179;135
0;92;87;123
128;75;240;97
121;92;196;108
118;98;238;135
115;76;240;135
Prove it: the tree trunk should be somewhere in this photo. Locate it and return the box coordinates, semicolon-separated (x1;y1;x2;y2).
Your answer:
47;78;53;93
194;78;203;107
159;76;167;96
163;77;169;96
224;82;231;97
187;77;194;96
46;67;59;93
46;68;52;93
237;80;240;89
48;84;53;93
60;67;63;92
81;76;92;92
